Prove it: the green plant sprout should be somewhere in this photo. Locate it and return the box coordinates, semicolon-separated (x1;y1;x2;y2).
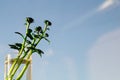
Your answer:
6;17;52;80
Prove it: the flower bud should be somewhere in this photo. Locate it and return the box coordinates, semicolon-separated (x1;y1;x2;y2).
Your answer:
35;26;42;32
26;17;34;24
44;20;52;26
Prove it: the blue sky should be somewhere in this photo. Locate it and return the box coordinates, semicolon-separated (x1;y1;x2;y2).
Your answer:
0;0;120;80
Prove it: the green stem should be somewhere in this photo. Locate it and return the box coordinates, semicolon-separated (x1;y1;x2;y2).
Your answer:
35;24;48;46
16;50;33;80
16;24;48;80
7;22;30;80
10;38;36;79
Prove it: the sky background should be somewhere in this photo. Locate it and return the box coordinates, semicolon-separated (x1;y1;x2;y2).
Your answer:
0;0;120;80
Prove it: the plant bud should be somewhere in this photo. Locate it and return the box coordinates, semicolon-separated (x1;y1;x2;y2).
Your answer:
44;20;52;26
26;17;34;24
35;26;42;32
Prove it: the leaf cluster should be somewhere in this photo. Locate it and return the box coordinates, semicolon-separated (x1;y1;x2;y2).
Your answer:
9;17;52;57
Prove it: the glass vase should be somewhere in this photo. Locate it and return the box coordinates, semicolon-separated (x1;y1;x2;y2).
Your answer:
4;53;32;80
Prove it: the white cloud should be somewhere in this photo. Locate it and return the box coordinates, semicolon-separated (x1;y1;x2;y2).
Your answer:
99;0;114;11
88;28;120;80
62;9;96;31
98;0;120;11
62;0;120;32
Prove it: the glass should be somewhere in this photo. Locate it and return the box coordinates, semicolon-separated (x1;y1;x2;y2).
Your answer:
4;53;32;80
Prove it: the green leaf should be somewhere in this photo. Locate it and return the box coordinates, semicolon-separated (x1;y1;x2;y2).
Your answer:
27;33;33;40
9;44;20;50
28;29;32;33
15;32;24;39
26;40;32;44
45;33;49;37
33;48;44;57
27;47;34;50
43;37;50;44
33;33;40;38
9;43;22;51
15;43;22;48
26;29;33;40
15;43;22;50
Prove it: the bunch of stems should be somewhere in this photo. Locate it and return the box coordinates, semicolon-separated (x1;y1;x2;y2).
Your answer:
6;17;51;80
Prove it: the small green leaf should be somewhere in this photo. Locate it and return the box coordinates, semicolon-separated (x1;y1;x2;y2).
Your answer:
26;29;33;40
15;43;22;48
45;33;49;37
9;44;20;50
43;37;50;44
27;33;33;40
33;48;44;57
28;29;32;33
27;47;35;50
15;32;24;39
26;40;32;44
9;43;22;51
33;33;40;38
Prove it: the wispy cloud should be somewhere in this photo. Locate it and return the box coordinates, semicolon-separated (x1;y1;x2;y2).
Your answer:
88;28;120;80
62;0;120;32
98;0;120;11
62;9;96;31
